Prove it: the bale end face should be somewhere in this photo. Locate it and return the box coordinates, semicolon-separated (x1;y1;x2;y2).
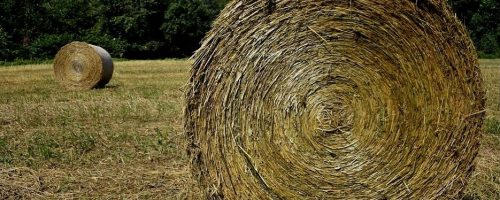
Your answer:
185;0;485;199
53;42;113;90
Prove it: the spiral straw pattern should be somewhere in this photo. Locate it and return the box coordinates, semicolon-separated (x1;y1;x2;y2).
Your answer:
53;42;113;90
185;0;485;199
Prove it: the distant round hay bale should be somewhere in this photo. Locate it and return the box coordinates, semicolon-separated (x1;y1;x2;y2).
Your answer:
185;0;485;199
53;42;113;90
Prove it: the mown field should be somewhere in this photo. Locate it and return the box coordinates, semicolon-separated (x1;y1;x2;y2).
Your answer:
0;60;499;199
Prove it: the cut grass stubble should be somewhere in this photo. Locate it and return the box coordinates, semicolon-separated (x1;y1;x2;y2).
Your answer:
0;59;498;199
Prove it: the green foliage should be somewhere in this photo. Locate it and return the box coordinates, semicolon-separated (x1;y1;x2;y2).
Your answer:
41;0;100;34
82;33;128;57
162;0;219;56
471;0;500;57
0;26;8;60
97;0;165;58
215;0;231;8
449;0;480;26
449;0;500;57
1;0;498;60
0;0;222;61
477;33;500;58
29;33;75;59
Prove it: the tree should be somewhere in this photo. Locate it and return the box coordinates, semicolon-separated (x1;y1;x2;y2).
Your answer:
2;0;497;61
0;0;48;60
449;0;500;57
96;0;168;58
470;0;500;57
161;0;219;57
0;26;8;60
448;0;481;27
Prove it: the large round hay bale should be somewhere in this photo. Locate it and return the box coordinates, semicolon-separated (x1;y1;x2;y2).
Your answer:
185;0;485;199
53;42;113;90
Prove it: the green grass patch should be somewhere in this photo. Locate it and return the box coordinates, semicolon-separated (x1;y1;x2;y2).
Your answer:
26;132;63;166
67;130;96;155
0;137;12;164
486;117;500;135
0;59;53;66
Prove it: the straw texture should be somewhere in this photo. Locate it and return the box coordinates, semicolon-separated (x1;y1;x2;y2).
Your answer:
53;42;113;90
185;0;485;199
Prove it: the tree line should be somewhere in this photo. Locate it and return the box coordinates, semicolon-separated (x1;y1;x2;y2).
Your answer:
0;0;499;62
450;0;500;58
0;0;227;61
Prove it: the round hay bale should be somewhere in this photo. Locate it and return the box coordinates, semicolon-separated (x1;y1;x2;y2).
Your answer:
53;42;113;90
185;0;485;199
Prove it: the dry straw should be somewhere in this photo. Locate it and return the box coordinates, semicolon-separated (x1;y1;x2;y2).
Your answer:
53;42;113;90
185;0;485;199
0;167;49;199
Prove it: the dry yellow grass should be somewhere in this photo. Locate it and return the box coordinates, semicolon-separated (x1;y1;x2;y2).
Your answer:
464;59;500;200
0;60;199;199
0;59;498;199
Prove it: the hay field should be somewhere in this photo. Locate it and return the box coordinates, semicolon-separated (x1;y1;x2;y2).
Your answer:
0;59;498;199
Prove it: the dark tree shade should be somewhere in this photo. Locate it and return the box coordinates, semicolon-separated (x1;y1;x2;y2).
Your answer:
162;0;219;57
0;0;499;61
449;0;500;57
0;0;221;61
